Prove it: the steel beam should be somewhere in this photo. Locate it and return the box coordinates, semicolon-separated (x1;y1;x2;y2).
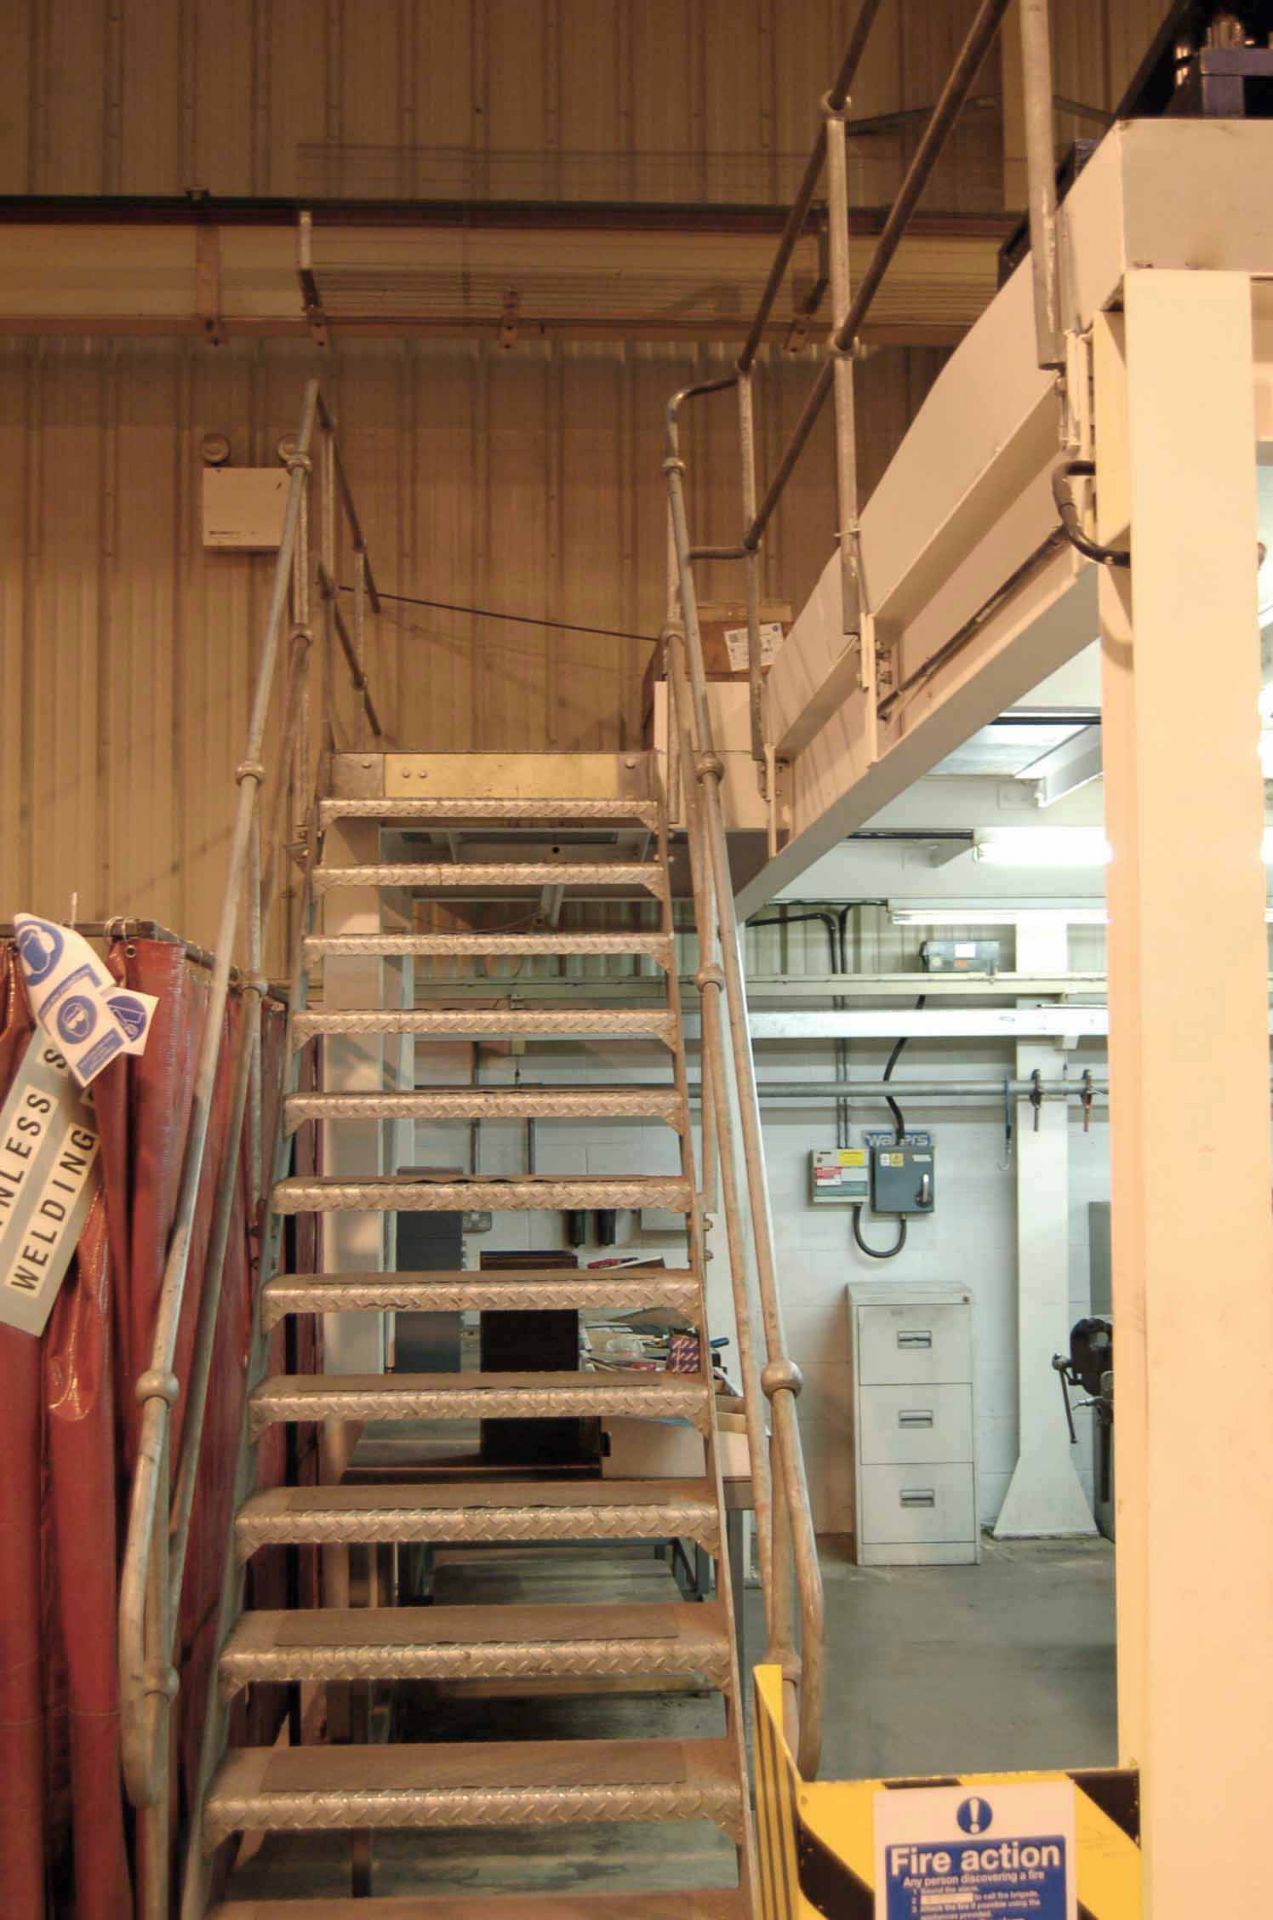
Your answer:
1016;723;1102;806
0;200;1004;347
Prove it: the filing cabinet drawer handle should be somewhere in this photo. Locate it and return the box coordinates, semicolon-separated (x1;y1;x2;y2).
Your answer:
898;1409;935;1429
899;1489;936;1509
897;1329;932;1349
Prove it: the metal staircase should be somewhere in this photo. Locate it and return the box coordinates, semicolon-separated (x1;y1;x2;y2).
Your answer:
117;381;822;1919
189;768;752;1914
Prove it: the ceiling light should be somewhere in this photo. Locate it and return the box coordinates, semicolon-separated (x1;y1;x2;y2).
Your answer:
973;828;1111;868
891;902;1273;927
889;903;1109;927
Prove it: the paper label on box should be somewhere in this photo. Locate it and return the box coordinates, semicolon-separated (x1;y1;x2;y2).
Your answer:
722;621;784;672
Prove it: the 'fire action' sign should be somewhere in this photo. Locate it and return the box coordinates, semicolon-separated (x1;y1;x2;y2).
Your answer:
875;1780;1077;1920
0;1034;101;1337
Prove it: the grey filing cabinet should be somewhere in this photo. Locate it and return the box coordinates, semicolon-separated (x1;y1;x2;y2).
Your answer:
847;1282;979;1566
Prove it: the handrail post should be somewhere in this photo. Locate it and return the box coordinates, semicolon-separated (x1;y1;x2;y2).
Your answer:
353;545;369;749
118;381;388;1913
736;371;765;777
744;0;1014;551
320;419;338;747
665;403;825;1775
668;628;778;1651
1019;0;1064;372
823;96;878;770
140;1419;174;1920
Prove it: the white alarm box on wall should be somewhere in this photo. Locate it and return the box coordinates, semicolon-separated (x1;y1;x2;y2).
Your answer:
846;1282;979;1566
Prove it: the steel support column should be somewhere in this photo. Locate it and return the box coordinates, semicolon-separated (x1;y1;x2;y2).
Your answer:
1097;270;1273;1914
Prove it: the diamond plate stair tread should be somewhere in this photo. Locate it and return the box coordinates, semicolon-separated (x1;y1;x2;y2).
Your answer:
292;1008;676;1042
314;862;665;893
235;1479;719;1555
249;1370;709;1431
219;1599;729;1687
302;932;674;961
320;796;660;827
209;1893;743;1917
204;1737;741;1839
272;1175;692;1214
284;1087;684;1130
262;1270;701;1324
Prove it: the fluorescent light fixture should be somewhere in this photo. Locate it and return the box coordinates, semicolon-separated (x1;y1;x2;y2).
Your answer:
889;903;1109;927
892;902;1273;925
973;828;1111;868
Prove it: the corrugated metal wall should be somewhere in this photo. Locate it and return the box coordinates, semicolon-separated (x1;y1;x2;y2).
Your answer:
1;0;1007;207
0;333;942;942
0;0;1162;945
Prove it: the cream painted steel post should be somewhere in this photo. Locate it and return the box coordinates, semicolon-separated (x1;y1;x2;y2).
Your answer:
1097;271;1273;1916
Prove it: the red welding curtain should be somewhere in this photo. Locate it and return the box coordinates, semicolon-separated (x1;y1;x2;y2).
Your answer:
0;939;312;1920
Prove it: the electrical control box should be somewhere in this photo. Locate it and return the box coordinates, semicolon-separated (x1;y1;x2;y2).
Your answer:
863;1131;935;1215
809;1147;870;1206
921;938;1000;975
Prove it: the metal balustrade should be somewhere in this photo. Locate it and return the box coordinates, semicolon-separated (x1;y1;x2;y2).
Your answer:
117;379;383;1920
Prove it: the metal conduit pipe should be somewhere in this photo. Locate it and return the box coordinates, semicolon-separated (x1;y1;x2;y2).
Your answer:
747;909;840;974
687;1079;1110;1103
745;0;1014;550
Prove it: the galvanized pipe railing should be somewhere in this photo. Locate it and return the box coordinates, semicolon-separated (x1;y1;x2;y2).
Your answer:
745;0;1014;551
736;0;886;375
118;379;383;1920
665;420;825;1773
659;0;1067;1772
668;632;779;1660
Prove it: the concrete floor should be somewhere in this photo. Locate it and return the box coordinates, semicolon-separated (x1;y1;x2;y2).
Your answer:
225;1532;1116;1903
748;1535;1117;1782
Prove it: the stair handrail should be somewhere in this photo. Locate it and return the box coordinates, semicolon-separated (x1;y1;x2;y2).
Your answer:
657;0;1067;1772
117;378;383;1918
662;424;825;1776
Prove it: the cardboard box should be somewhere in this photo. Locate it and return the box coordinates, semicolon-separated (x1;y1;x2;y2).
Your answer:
641;600;792;740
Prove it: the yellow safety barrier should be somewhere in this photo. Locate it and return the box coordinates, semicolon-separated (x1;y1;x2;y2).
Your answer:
753;1665;1142;1919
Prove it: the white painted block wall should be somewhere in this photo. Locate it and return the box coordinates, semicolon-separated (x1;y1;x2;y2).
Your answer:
408;1033;1109;1536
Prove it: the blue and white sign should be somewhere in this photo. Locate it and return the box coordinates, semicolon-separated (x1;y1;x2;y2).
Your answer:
875;1779;1076;1920
16;919;63;984
13;915;157;1087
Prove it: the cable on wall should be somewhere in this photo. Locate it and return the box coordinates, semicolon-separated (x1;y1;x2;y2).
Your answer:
851;994;926;1262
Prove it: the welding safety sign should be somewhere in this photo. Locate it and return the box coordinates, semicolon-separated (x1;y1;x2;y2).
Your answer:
875;1780;1076;1920
14;914;156;1086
